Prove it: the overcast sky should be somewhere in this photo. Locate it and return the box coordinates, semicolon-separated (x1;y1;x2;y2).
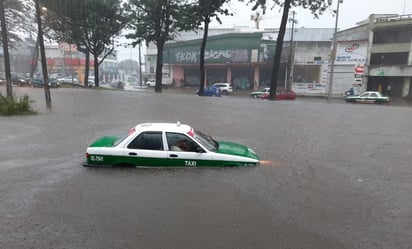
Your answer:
118;0;411;61
212;0;411;30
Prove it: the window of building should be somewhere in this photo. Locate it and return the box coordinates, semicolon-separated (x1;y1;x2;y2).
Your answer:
370;52;409;65
293;65;321;83
373;29;412;44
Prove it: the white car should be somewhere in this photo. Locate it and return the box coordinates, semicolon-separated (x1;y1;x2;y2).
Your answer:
57;76;80;85
345;91;390;104
84;122;259;167
145;80;155;87
212;83;233;95
250;88;270;98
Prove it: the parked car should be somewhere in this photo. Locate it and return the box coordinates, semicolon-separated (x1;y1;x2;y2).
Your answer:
212;83;233;95
11;73;30;87
83;122;259;167
57;76;81;86
345;91;390;104
110;81;124;89
196;85;222;97
250;87;270;98
87;76;95;87
145;79;155;87
261;89;296;100
30;78;59;88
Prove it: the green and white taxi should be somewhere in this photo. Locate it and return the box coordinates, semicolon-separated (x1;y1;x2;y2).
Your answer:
83;122;259;167
345;91;390;104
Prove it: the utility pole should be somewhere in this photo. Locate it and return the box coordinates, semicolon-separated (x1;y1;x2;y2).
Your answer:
286;10;296;92
138;43;142;87
34;0;51;108
327;0;343;102
0;0;12;98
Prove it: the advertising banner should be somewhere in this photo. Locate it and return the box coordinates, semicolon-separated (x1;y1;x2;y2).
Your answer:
335;41;367;65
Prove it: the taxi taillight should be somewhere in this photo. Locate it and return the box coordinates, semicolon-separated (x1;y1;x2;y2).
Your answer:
85;153;90;159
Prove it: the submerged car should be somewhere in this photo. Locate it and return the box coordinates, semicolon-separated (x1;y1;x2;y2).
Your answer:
212;83;233;95
84;122;259;167
250;87;270;98
261;89;296;100
196;85;222;97
345;91;389;104
30;78;59;88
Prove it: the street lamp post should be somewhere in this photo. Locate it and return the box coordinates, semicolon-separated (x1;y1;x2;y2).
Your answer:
34;0;51;109
286;10;296;92
327;0;343;102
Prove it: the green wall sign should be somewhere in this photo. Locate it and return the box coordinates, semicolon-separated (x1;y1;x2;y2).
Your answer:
163;33;275;64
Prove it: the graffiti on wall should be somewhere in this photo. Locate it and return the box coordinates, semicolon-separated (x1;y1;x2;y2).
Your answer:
175;49;249;64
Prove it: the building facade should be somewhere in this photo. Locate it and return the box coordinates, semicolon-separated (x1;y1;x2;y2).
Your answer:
336;14;412;98
162;32;276;90
160;28;335;91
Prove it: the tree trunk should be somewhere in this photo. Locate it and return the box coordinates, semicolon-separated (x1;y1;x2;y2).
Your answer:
198;16;210;96
268;0;291;100
0;0;12;98
94;54;99;87
35;0;51;108
155;41;165;93
84;50;90;87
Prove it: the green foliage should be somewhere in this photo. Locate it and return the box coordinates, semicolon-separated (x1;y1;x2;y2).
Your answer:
198;0;231;24
0;93;37;116
42;0;127;56
41;0;129;87
126;0;198;92
247;0;332;17
126;0;196;46
0;0;32;47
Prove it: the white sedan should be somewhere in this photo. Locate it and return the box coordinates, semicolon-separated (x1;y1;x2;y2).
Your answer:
84;122;260;167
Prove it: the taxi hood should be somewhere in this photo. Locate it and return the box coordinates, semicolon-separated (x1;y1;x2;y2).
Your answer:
215;141;259;160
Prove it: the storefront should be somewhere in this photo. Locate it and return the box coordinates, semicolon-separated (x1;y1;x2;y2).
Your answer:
163;33;276;90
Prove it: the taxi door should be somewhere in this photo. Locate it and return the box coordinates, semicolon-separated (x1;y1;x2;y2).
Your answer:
123;131;168;166
165;132;213;167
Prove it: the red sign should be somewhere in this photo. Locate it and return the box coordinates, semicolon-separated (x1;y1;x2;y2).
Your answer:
354;65;364;74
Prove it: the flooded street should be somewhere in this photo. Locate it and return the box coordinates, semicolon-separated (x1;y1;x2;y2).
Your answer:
1;87;411;249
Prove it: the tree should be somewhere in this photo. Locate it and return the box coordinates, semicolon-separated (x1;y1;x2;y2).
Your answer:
126;0;196;93
248;0;332;100
1;0;33;98
41;0;128;87
0;0;12;98
195;0;231;96
0;0;33;47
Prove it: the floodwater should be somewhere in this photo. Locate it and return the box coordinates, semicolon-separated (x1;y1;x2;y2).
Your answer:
1;86;411;249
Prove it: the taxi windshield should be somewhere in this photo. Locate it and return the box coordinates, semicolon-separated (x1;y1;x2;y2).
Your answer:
192;130;218;151
113;128;136;146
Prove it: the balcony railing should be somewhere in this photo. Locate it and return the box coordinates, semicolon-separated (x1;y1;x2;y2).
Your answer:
375;14;412;23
